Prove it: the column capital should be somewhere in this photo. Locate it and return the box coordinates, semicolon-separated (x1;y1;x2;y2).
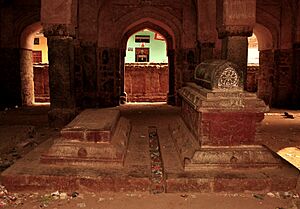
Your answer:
43;24;75;38
217;25;253;39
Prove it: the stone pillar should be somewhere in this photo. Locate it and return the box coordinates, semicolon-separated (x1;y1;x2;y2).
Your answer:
272;49;293;108
20;49;34;106
167;49;175;105
197;0;217;62
258;50;275;105
120;48;127;104
44;24;76;127
97;48;120;107
292;43;300;108
217;0;256;88
200;42;215;62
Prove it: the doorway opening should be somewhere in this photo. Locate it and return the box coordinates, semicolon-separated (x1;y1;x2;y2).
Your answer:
246;33;260;92
32;31;49;103
20;23;49;106
124;29;169;103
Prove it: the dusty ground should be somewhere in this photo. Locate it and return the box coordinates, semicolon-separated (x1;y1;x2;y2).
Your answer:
1;191;299;209
0;103;299;208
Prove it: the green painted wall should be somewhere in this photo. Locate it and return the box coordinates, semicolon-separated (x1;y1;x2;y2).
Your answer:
125;30;168;63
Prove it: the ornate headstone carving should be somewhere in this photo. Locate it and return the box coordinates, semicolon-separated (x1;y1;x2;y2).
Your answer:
217;67;238;89
194;59;243;91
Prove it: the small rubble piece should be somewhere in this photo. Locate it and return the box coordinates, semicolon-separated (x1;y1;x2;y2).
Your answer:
266;192;276;198
51;191;68;200
71;191;79;198
0;185;20;207
278;191;298;199
148;126;165;194
180;194;188;198
283;112;294;119
253;194;264;200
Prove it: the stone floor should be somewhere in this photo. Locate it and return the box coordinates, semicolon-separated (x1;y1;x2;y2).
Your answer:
0;103;300;208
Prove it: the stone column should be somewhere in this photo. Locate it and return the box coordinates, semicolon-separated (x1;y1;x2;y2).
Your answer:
200;42;215;62
20;49;34;106
167;49;175;105
120;48;127;104
217;0;256;88
44;24;76;127
292;43;300;108
197;0;217;62
257;50;275;105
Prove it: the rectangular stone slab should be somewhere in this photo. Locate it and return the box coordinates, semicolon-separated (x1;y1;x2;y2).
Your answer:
61;109;120;142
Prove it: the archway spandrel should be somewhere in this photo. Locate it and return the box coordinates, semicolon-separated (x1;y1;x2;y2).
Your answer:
41;0;73;24
98;6;182;49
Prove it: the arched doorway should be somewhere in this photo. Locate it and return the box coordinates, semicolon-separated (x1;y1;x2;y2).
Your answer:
20;22;49;106
124;29;169;103
252;24;274;106
246;34;259;93
119;21;175;105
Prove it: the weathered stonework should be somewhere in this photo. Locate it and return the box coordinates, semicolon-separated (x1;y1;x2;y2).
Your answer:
246;65;259;93
33;64;50;103
74;42;98;108
125;64;168;102
271;50;294;107
181;48;198;83
20;49;34;106
1;0;300;111
258;50;274;105
45;24;76;127
41;109;131;167
217;0;256;89
178;60;271;171
97;48;120;107
292;43;300;108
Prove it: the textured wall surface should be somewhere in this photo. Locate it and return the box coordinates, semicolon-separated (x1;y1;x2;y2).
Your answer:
1;0;300;109
33;65;49;102
124;64;169;102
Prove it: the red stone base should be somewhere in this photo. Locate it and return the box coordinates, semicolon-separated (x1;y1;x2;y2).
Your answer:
1;137;298;193
166;166;298;193
1;139;150;192
42;109;131;167
184;145;284;171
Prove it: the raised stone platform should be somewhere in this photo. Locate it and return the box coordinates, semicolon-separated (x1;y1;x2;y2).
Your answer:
40;109;131;167
60;109;120;142
1;139;150;192
166;166;298;193
0;105;299;193
1;131;297;193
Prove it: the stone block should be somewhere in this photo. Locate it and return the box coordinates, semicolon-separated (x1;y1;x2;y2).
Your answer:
168;117;200;166
185;145;283;171
42;109;131;167
166;178;212;193
213;178;271;193
60;109;120;142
